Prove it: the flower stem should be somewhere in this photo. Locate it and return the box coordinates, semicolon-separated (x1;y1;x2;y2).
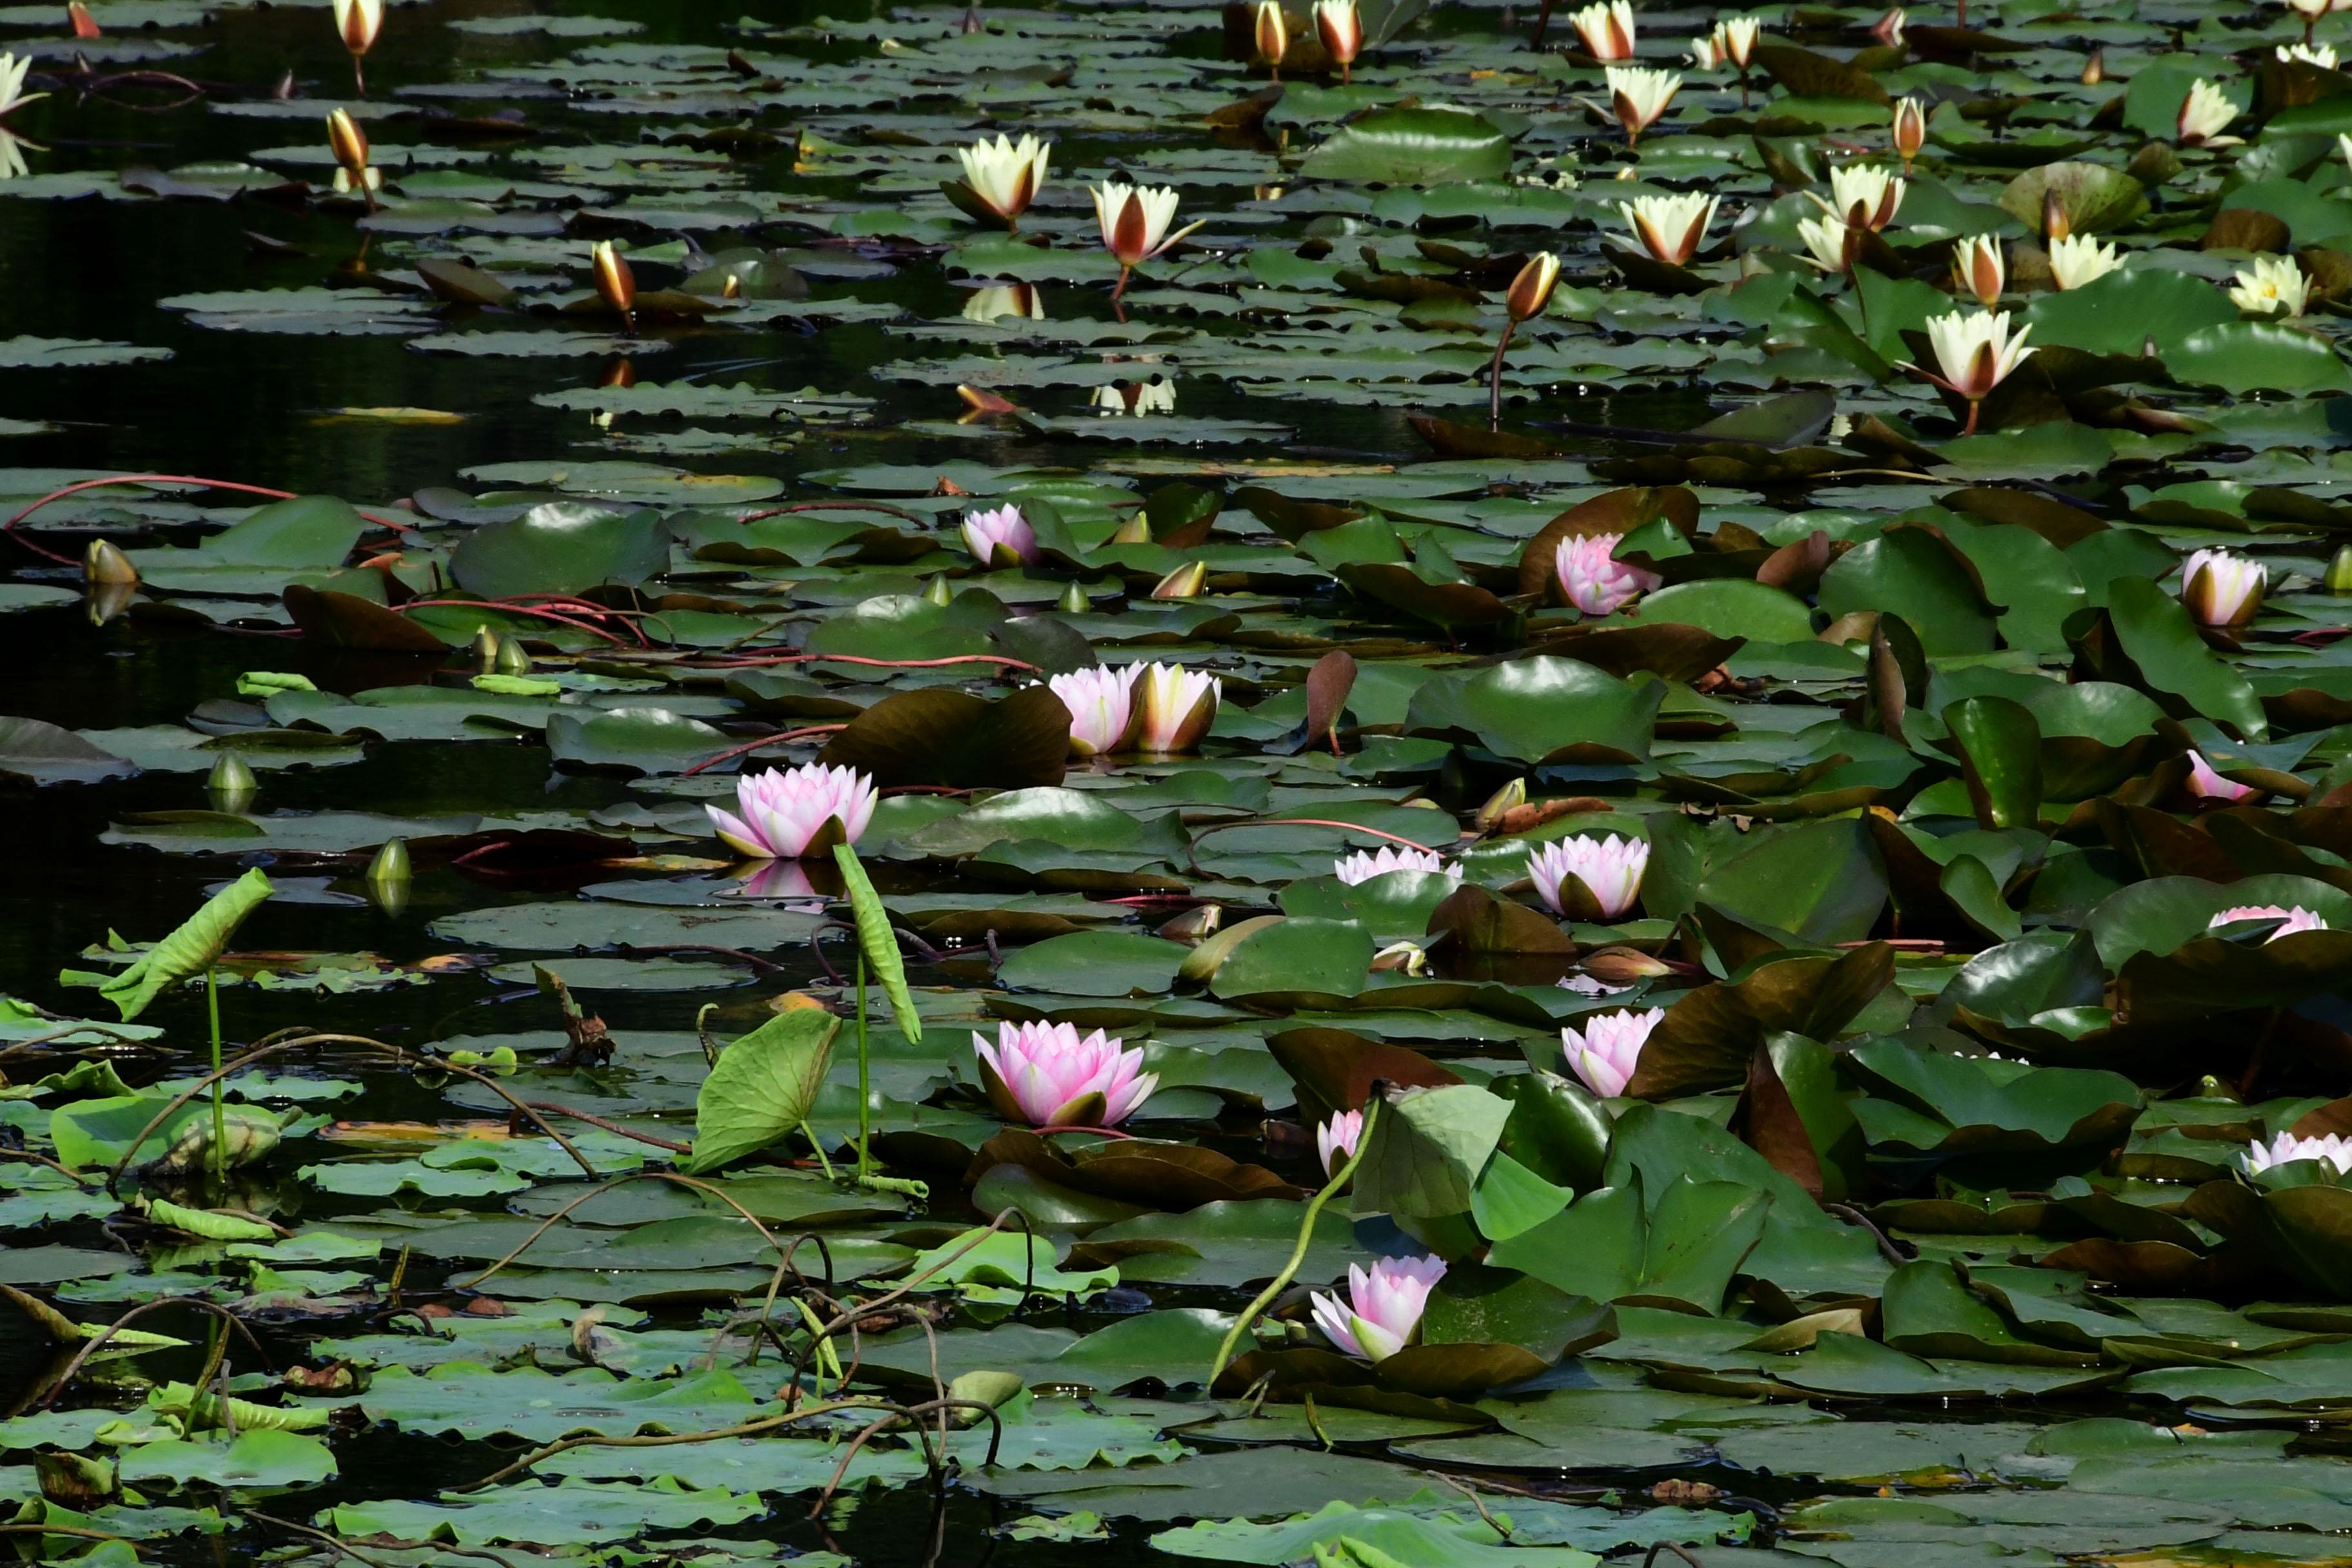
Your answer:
854;951;871;1181
206;967;225;1190
1208;1097;1378;1387
1112;265;1133;304
1964;398;1981;436
1487;318;1518;431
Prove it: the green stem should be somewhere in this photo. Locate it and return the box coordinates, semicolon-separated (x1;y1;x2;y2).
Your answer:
1208;1097;1379;1387
800;1122;836;1182
205;968;225;1190
854;952;872;1181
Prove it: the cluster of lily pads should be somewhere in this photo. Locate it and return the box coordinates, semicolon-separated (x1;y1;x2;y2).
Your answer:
17;0;2352;1563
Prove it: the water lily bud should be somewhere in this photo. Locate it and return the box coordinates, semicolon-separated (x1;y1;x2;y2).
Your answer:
1150;560;1207;598
1371;940;1428;975
1109;511;1152;545
2041;189;2070;242
333;0;383;57
1582;946;1674;983
325;108;369;181
1253;0;1288;70
1315;0;1362;82
1059;580;1091;612
1950;235;2004;308
83;538;137;585
471;625;500;672
208;751;257;802
68;1;99;39
591;240;636;329
1476;776;1527;831
923;574;955;606
1891;97;1925;168
1505;251;1562;322
494;636;533;676
368;838;410;887
2179;547;2265;628
2081;48;2103;85
1159;903;1223;942
2328;543;2352;593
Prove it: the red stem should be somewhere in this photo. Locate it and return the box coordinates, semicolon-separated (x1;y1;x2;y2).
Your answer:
682;724;848;777
4;475;421;566
395;599;632;647
1197;818;1444;854
699;653;1039;672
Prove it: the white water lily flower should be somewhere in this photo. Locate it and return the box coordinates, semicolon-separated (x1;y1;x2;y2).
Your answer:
1090;380;1177;416
1093;181;1204;300
2230;254;2310;318
956;133;1050;224
333;0;383;54
1133;661;1222;753
1818;163;1903;231
0;128;24;181
2283;0;2332;21
1527;834;1649;919
1950;234;2003;307
963;283;1044;322
2179;547;2266;627
2046;233;2122;290
2177;79;2240;146
0;52;46;117
1333;845;1458;885
1315;0;1363;79
2244;1131;2352;1177
1795;213;1861;274
1719;15;1759;67
1892;97;1926;166
1045;665;1142;756
1569;0;1636;59
1688;29;1723;69
1907;309;2035;433
1620;191;1718;266
1605;66;1681;146
2280;41;2340;66
1562;1006;1664;1099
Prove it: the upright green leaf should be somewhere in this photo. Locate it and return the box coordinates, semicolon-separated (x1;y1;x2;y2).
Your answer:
832;845;922;1045
681;1008;841;1175
78;868;274;1021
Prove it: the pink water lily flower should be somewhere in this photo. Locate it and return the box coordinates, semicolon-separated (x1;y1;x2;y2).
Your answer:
1133;662;1222;754
2244;1131;2352;1177
1563;1005;1663;1098
1334;846;1458;885
1046;666;1141;757
1554;533;1662;617
1310;1254;1447;1362
2179;547;2265;628
961;504;1039;567
2185;750;2255;805
1317;1109;1363;1176
2210;905;2328;940
705;763;877;859
1527;834;1649;919
974;1020;1159;1128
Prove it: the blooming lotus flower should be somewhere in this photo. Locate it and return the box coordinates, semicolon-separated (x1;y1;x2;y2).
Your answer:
1606;66;1681;146
2185;749;2256;804
1906;309;2035;435
1092;182;1204;301
1527;834;1649;919
1133;662;1221;753
1819;164;1903;231
1569;0;1636;59
1720;15;1759;68
1620;192;1718;266
2230;254;2310;318
705;763;878;859
1254;0;1288;75
332;0;382;93
964;282;1044;323
1046;665;1141;757
1554;532;1661;616
2047;233;2122;291
1335;846;1458;884
1563;1005;1663;1098
2178;79;2239;147
954;133;1050;228
2180;548;2265;627
961;503;1039;567
2244;1131;2352;1177
974;1020;1159;1128
0;52;46;118
1310;1255;1447;1362
1316;0;1363;81
1795;212;1861;274
1892;97;1926;168
1951;235;2003;307
2210;905;2329;939
2281;41;2340;66
1317;1109;1364;1175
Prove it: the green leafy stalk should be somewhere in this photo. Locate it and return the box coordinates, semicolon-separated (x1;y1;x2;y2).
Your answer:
1208;1097;1379;1388
856;949;871;1179
79;867;274;1022
832;845;920;1184
206;968;224;1189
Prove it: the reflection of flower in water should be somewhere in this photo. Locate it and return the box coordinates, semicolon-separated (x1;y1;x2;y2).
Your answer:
963;283;1044;323
0;128;24;182
1089;380;1176;416
725;860;819;902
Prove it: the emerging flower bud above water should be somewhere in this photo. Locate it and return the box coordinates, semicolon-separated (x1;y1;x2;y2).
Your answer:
1133;661;1222;753
1315;0;1363;81
1311;1255;1447;1362
1554;531;1661;616
1505;250;1562;321
2230;254;2310;318
1527;832;1650;919
591;240;636;331
2177;79;2239;147
1317;1109;1364;1176
1720;15;1759;68
954;132;1050;226
2081;48;2104;84
331;0;383;94
1046;665;1142;757
0;50;48;118
2209;905;2328;941
2328;542;2352;593
974;1019;1158;1128
1254;0;1289;74
961;503;1039;567
1092;181;1204;301
1689;29;1723;69
324;107;375;201
1869;6;1905;46
2184;749;2257;805
68;2;98;39
705;763;877;859
83;538;137;585
1562;1004;1663;1098
1605;66;1681;146
2046;233;2123;290
1569;0;1636;59
2244;1130;2352;1177
1907;309;2035;434
1619;191;1718;266
1150;559;1207;598
1333;845;1456;884
2179;547;2265;627
1892;97;1925;167
1950;234;2003;307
